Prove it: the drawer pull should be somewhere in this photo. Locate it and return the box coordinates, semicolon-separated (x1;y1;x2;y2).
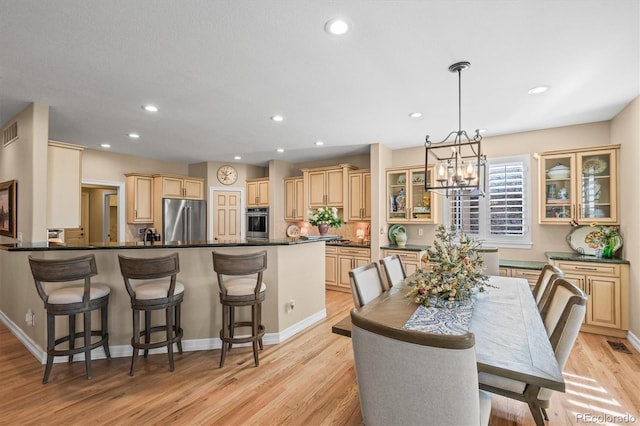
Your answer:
575;266;598;271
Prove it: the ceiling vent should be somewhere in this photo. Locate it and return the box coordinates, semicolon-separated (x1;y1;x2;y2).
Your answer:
2;121;18;147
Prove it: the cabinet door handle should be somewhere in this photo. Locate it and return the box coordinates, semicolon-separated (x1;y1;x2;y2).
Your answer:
578;204;582;219
135;209;137;219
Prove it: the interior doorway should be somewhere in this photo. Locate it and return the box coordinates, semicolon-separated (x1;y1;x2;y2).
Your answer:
103;192;118;242
81;179;125;242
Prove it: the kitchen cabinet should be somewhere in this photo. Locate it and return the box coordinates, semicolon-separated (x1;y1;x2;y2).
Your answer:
386;166;438;223
47;141;84;229
325;246;338;289
284;176;304;221
64;192;89;245
539;145;619;225
499;267;540;291
125;173;154;224
348;170;371;221
381;249;429;276
247;178;269;207
550;259;629;337
326;246;370;292
303;164;356;209
154;174;204;200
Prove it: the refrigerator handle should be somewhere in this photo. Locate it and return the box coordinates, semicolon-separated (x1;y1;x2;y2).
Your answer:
185;206;190;241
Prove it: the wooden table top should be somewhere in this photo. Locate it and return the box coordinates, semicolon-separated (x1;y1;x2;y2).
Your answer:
332;275;565;392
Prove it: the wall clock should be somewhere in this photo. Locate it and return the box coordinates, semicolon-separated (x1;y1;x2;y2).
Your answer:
217;165;238;185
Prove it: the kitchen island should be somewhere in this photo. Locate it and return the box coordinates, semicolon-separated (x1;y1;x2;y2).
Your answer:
0;239;326;362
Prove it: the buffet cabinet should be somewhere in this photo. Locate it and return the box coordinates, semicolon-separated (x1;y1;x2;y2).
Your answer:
325;245;370;293
386;165;438;224
550;259;629;338
381;248;429;276
539;145;619;225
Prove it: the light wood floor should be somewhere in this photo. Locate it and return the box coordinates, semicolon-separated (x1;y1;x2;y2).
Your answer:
1;290;639;425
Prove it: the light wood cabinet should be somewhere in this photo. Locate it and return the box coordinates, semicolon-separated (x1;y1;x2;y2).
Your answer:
550;259;629;337
325;246;338;288
247;178;269;207
64;192;89;245
125;173;154;224
539;145;619;225
284;177;304;221
154;175;204;200
381;249;429;276
386;166;439;223
326;246;370;292
348;170;371;221
46;141;84;229
499;267;541;291
303;164;356;209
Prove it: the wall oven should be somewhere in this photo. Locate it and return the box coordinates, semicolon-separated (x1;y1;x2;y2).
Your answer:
247;207;269;239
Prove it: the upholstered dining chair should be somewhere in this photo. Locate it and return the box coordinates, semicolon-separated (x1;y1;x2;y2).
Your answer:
351;309;491;426
28;254;111;384
532;264;564;310
379;254;407;290
479;278;586;426
349;262;387;308
118;252;184;376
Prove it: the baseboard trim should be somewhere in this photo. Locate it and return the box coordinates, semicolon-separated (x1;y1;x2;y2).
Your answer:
627;330;640;353
0;308;327;364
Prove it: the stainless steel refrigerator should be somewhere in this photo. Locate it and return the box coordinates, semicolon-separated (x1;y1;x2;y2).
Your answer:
162;198;206;242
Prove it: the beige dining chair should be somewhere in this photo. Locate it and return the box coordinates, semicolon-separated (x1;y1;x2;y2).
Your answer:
532;264;564;309
351;309;491;426
379;254;407;290
349;262;387;308
478;248;499;276
479;278;586;426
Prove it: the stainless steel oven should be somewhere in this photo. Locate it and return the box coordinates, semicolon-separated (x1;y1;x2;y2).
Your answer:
247;207;269;239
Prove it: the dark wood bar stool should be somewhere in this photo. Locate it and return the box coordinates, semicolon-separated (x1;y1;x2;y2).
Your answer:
212;250;267;367
28;254;111;384
118;252;184;376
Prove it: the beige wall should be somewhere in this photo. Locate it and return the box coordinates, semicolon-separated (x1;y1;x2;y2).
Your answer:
388;121;613;261
0;103;49;243
611;96;640;339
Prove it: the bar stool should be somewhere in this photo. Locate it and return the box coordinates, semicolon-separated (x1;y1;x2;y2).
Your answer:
118;252;184;376
28;254;111;384
212;250;267;367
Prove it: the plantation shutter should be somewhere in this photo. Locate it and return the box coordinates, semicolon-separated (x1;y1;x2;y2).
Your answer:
488;161;526;236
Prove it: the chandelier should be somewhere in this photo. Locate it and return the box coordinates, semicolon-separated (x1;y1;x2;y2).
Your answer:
424;61;486;197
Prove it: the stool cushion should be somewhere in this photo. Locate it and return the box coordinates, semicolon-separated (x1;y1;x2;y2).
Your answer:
224;277;266;296
48;284;111;304
134;280;185;300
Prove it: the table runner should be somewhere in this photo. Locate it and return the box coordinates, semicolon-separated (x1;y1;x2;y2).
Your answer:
403;300;475;335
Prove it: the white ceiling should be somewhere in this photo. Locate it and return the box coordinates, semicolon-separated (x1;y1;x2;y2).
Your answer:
1;1;638;166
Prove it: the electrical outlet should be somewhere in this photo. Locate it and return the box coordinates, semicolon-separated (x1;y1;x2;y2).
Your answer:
138;228;146;235
287;299;295;312
25;308;34;326
418;228;424;236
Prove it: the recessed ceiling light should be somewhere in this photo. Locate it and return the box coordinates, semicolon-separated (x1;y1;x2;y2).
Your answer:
271;115;284;122
527;85;550;95
128;133;140;139
276;148;285;153
315;141;324;146
325;18;350;35
100;143;111;148
142;105;158;112
409;112;423;118
234;155;241;160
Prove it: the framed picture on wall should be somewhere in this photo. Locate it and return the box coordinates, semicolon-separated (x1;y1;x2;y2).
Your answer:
0;180;17;238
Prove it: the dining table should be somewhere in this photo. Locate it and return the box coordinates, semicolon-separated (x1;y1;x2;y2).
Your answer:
331;275;565;393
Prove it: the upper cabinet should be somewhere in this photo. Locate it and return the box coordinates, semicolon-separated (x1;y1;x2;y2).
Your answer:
125;173;154;224
303;164;356;209
386;166;437;223
47;141;84;229
247;178;269;207
284;176;304;221
539;145;619;225
348;169;371;221
154;174;204;200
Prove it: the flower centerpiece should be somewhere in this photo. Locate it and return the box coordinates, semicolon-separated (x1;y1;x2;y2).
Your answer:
585;223;621;258
406;224;489;307
306;206;343;235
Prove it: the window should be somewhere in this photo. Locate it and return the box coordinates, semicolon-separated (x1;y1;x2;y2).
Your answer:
446;155;531;248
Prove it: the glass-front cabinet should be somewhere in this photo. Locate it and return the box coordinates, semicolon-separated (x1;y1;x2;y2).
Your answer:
387;166;437;223
539;146;619;225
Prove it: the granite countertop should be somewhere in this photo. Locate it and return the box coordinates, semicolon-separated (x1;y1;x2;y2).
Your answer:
380;244;430;252
545;251;629;264
499;259;548;270
0;238;324;252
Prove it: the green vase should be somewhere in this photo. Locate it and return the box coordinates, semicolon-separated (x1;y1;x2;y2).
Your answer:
602;244;614;258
